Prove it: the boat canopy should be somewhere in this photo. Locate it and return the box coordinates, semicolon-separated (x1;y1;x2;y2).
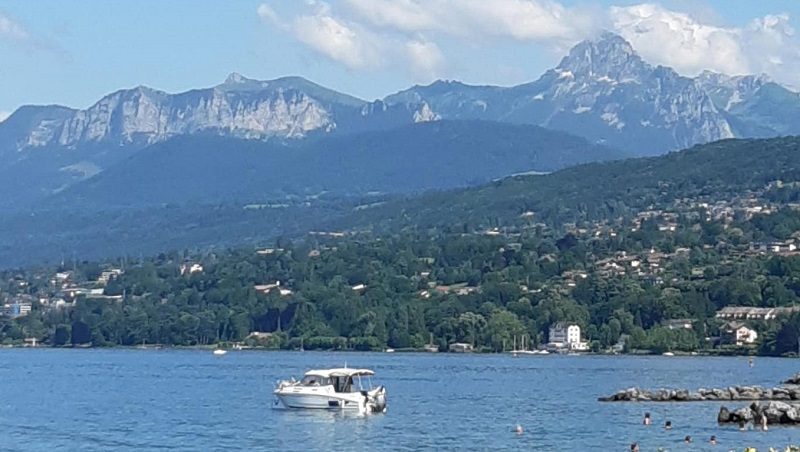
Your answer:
304;368;375;378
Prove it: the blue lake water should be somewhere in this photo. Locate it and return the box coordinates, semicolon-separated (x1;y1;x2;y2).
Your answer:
0;349;798;451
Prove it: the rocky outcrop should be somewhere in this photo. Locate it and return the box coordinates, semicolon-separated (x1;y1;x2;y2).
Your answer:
718;401;800;425
784;373;800;385
599;385;800;402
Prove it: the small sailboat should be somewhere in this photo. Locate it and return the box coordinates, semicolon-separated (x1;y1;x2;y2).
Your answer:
510;335;537;356
213;349;227;356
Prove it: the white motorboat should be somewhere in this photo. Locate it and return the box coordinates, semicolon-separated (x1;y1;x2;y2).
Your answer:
213;349;227;356
274;368;387;414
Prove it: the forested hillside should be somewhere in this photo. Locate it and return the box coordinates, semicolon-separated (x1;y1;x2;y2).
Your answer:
4;137;800;355
341;136;800;233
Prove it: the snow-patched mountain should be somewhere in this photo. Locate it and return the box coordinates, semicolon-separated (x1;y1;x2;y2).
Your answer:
386;33;741;154
696;71;800;137
3;32;799;157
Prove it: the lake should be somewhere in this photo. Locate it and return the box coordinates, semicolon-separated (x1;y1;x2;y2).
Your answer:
0;349;798;451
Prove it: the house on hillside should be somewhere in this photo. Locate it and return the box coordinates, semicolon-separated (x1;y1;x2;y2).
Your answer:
97;268;123;285
2;302;32;318
180;263;204;275
548;322;588;351
448;342;473;353
254;281;293;296
716;306;800;321
662;319;694;330
721;322;758;346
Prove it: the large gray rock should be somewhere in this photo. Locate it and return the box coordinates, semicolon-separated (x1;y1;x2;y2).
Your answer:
717;406;731;423
733;407;754;422
720;402;800;425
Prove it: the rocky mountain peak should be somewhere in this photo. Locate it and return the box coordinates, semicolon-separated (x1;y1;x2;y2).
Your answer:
556;31;646;82
225;72;248;84
217;72;270;92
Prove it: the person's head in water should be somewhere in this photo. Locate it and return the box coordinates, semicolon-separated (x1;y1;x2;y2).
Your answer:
739;419;746;431
684;435;692;444
643;412;651;425
630;442;639;452
709;435;717;445
664;420;672;430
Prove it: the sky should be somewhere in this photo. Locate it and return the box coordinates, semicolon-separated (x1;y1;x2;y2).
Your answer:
2;0;800;120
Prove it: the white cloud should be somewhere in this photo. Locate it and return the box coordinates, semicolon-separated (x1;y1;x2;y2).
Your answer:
345;0;594;42
611;4;800;86
259;2;383;70
343;0;437;33
0;12;29;42
256;4;282;26
405;39;444;79
611;4;749;75
292;13;383;70
258;1;800;88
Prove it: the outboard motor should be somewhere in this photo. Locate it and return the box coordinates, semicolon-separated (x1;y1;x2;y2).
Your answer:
370;386;387;413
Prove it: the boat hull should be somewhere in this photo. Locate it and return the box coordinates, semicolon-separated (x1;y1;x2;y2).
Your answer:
276;393;342;409
274;386;386;413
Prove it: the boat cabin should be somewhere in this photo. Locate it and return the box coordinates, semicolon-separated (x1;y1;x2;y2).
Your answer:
301;368;375;393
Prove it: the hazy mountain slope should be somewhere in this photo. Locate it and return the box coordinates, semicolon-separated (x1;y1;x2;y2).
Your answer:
337;136;800;233
53;120;626;208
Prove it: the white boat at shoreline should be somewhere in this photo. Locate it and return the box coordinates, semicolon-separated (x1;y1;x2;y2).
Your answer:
509;335;548;356
213;349;227;356
274;368;387;415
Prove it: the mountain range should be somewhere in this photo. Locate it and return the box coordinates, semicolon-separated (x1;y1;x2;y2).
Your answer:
4;32;799;156
1;31;800;265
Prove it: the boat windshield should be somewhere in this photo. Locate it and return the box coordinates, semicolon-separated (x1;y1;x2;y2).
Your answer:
300;376;331;386
331;375;373;393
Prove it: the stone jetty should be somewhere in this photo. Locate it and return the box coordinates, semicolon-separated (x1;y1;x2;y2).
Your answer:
599;385;800;402
718;401;800;425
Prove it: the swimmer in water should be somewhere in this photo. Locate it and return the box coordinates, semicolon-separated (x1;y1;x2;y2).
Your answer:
630;442;639;452
514;424;523;435
664;420;672;430
643;412;652;425
709;435;717;445
739;419;747;431
761;415;768;431
684;435;692;444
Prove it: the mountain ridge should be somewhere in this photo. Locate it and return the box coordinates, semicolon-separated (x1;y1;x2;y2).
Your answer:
47;120;627;209
3;31;799;157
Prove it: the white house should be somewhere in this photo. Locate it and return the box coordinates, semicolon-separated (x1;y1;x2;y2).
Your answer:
548;322;588;351
97;268;123;285
254;281;292;296
722;322;758;346
2;302;32;318
180;263;204;275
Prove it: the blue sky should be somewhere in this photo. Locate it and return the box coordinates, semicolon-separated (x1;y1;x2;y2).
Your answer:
2;0;800;118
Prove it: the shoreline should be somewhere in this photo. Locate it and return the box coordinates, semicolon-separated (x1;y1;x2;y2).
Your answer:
0;344;793;358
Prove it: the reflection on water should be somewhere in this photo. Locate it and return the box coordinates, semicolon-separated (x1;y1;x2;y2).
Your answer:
0;349;798;451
